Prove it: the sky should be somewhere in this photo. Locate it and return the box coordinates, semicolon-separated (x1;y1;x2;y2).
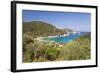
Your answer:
22;10;91;32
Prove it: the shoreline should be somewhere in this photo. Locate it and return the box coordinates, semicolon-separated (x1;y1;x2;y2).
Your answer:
35;31;81;41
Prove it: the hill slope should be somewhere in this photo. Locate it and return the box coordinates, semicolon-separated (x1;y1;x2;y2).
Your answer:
23;21;68;37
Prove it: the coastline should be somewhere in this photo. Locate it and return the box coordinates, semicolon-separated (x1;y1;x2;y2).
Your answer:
35;31;82;42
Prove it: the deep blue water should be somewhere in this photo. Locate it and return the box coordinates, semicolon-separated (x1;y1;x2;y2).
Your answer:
46;32;88;43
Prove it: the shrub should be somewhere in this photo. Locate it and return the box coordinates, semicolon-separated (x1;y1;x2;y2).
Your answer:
58;33;91;60
45;47;60;61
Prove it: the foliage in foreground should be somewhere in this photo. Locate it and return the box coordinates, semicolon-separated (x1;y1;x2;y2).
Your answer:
58;34;91;60
22;33;91;63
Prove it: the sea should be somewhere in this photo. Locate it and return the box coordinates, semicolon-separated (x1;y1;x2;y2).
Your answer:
46;32;88;43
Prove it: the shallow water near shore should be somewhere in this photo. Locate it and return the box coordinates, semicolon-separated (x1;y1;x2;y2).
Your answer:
45;32;88;43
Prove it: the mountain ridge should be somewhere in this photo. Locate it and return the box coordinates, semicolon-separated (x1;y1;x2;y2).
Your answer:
23;21;73;37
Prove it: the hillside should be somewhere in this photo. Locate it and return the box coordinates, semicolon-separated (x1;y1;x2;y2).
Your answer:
22;21;90;62
61;28;73;33
23;21;72;37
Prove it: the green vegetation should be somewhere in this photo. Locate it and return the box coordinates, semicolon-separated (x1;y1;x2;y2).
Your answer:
22;21;91;63
58;33;91;60
45;47;60;61
23;33;91;62
23;21;72;37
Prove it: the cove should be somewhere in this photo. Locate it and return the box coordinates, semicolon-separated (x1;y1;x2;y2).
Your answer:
46;32;88;43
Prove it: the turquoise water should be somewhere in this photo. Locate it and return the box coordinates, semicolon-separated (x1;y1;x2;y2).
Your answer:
46;32;88;43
